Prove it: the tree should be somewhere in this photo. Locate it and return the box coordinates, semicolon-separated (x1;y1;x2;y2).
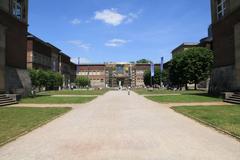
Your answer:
169;47;213;90
144;68;168;87
75;76;90;88
184;47;214;90
136;59;152;64
29;69;63;91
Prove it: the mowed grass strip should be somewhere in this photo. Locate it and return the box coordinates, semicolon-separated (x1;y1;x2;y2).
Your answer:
134;88;207;95
39;89;109;96
0;107;71;146
173;105;240;138
146;94;221;103
20;96;97;104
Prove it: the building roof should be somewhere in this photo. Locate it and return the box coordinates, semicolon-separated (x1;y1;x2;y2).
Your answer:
59;52;70;58
171;42;199;54
27;33;61;51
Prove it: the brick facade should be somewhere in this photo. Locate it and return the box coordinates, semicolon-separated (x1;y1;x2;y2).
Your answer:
0;0;31;95
209;0;240;93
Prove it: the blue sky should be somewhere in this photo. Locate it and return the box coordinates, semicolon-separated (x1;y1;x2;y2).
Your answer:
28;0;211;64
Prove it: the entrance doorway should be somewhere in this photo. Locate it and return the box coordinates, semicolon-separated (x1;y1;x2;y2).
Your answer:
0;25;6;92
117;78;125;89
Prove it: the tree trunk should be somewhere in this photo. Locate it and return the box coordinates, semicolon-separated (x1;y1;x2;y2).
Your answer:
185;84;188;90
194;83;197;90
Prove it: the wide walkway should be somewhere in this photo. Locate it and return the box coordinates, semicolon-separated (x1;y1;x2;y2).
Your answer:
0;91;240;160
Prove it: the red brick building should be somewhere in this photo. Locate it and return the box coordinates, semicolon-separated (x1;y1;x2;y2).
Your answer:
0;0;31;95
77;63;160;88
209;0;240;93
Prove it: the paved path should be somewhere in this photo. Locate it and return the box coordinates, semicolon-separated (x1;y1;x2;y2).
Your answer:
0;91;240;160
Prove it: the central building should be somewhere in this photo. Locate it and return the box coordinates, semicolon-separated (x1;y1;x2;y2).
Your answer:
77;62;152;88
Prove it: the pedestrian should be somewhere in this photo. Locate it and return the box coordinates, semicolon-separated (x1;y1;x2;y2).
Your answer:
128;86;131;95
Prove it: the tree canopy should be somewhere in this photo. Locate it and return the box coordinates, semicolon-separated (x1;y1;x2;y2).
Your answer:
169;47;213;90
75;76;90;88
29;69;63;91
136;59;152;64
144;68;169;87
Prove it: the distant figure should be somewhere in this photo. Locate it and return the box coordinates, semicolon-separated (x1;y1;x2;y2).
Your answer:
128;86;131;95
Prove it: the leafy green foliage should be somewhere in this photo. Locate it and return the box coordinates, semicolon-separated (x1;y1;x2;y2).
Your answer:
29;69;63;90
136;59;152;64
169;47;213;89
144;68;169;86
75;76;90;88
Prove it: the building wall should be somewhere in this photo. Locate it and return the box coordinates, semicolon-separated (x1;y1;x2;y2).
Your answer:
51;48;60;72
77;65;106;88
0;0;30;95
0;25;6;92
0;9;27;69
210;0;240;93
171;44;199;56
27;39;52;70
77;63;153;88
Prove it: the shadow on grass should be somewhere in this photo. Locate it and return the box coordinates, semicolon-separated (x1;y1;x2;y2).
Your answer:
183;92;222;99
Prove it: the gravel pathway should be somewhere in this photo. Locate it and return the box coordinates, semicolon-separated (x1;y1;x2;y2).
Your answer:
0;91;239;160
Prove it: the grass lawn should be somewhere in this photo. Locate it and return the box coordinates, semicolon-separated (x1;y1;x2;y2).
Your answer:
0;107;71;146
173;105;240;138
20;96;97;104
134;88;207;95
146;94;221;103
39;89;108;96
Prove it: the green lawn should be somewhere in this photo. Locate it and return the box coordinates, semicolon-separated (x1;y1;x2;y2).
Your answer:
39;89;108;96
20;96;97;104
146;94;221;103
0;107;71;146
173;105;240;138
134;88;207;95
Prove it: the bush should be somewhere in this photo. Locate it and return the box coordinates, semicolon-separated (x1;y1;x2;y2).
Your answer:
144;68;169;87
75;76;90;88
29;69;63;91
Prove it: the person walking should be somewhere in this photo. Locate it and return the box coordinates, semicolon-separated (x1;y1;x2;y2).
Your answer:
128;86;131;95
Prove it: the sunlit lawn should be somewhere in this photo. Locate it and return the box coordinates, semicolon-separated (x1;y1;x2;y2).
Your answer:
173;105;240;138
38;89;108;96
134;88;207;95
146;94;221;103
0;107;71;146
20;96;97;104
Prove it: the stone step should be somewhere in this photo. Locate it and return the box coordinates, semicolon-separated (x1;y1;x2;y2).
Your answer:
231;94;240;98
224;99;240;104
0;94;18;107
0;96;11;100
0;99;16;103
0;101;18;107
0;95;6;98
226;97;240;101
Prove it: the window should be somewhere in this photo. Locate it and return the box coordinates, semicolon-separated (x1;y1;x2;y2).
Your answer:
12;0;23;20
217;0;226;20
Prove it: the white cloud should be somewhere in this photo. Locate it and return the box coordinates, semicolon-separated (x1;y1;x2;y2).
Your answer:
71;57;91;64
94;9;142;26
125;10;142;23
105;39;129;47
94;9;126;26
70;18;81;25
67;40;90;50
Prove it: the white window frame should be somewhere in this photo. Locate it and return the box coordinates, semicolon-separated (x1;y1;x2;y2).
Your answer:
216;0;226;20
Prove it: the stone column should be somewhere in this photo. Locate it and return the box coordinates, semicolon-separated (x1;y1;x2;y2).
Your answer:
0;24;6;92
234;23;240;90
